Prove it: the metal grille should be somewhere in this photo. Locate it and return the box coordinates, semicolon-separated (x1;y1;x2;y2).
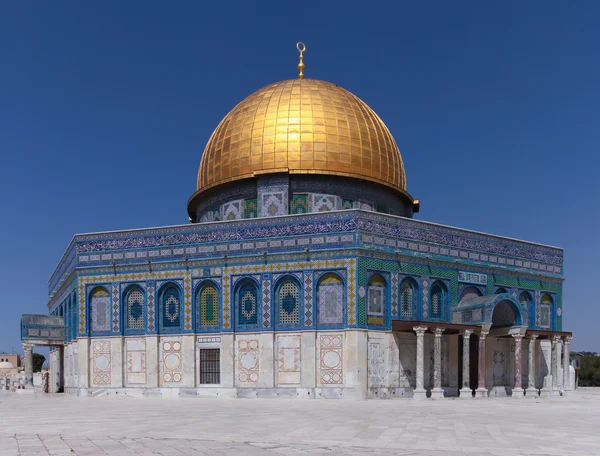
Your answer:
199;349;220;384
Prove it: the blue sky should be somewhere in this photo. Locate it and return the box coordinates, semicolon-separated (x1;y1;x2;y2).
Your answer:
1;1;598;354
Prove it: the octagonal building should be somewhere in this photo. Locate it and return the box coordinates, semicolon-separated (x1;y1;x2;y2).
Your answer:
22;51;572;399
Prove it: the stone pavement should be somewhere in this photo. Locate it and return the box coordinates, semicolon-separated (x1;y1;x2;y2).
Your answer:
0;391;599;456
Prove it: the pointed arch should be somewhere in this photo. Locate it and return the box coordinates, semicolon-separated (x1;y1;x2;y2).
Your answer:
196;280;220;328
519;291;534;327
429;281;447;320
89;286;110;333
399;277;418;318
540;293;553;329
459;285;482;302
235;278;260;327
123;284;145;332
316;272;344;327
367;274;386;317
158;282;183;332
275;275;302;327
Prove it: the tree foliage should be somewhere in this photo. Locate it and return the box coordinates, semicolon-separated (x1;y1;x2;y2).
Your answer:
32;353;45;373
578;356;600;386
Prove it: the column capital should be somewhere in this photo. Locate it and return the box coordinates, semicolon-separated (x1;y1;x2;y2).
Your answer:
564;335;573;344
434;327;445;337
413;326;428;336
512;334;525;341
479;330;489;338
461;329;474;338
529;333;539;341
22;343;34;351
552;335;561;344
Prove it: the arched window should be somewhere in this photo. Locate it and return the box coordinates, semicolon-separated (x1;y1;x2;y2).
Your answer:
197;283;219;327
236;279;259;326
496;287;508;294
276;277;301;326
400;278;417;318
459;286;482;302
540;293;553;328
368;274;386;317
519;291;534;327
160;283;182;331
317;273;344;326
124;285;145;331
90;287;110;333
429;282;446;319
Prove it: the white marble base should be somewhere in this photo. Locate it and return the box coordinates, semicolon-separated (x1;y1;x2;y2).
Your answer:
430;388;444;399
512;387;525;398
412;388;428;400
539;388;551;398
525;388;538;398
475;388;488;398
459;388;473;399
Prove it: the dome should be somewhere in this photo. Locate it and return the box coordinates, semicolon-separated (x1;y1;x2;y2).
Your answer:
193;78;407;197
0;361;15;369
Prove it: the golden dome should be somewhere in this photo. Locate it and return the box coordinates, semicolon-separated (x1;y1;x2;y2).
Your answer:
196;79;406;195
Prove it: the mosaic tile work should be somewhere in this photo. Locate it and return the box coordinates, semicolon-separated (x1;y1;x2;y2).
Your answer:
262;275;271;328
311;194;338;212
341;198;354;209
126;286;145;330
317;273;344;326
421;278;429;320
238;281;259;326
260;191;287;217
125;338;146;385
244;198;257;218
237;338;259;384
221;259;356;330
278;279;299;324
430;282;445;319
304;271;313;326
367;274;385;316
111;283;119;333
400;278;416;318
198;284;219;326
161;285;181;329
78;270;192;336
319;333;343;385
90;287;110;333
91;339;111;386
391;272;399;317
277;334;301;386
222;200;243;221
160;338;183;385
147;281;155;332
184;273;192;331
291;194;309;214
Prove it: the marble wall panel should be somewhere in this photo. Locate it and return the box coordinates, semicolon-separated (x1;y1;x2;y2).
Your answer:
237;336;260;385
318;333;344;386
160;337;183;386
276;334;301;386
125;338;146;385
91;339;111;386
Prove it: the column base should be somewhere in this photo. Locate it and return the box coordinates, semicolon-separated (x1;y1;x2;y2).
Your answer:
475;388;488;398
512;387;525;398
430;388;444;399
459;388;473;399
539;388;550;398
525;388;539;398
412;388;428;400
551;389;562;397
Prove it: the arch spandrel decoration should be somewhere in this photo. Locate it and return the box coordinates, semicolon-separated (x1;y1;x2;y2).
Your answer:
452;293;525;328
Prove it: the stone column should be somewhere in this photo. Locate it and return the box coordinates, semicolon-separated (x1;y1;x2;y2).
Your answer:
23;343;34;387
431;328;445;399
413;326;428;400
475;331;489;398
526;334;538;397
551;335;561;396
459;329;473;398
512;334;524;397
563;336;572;392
